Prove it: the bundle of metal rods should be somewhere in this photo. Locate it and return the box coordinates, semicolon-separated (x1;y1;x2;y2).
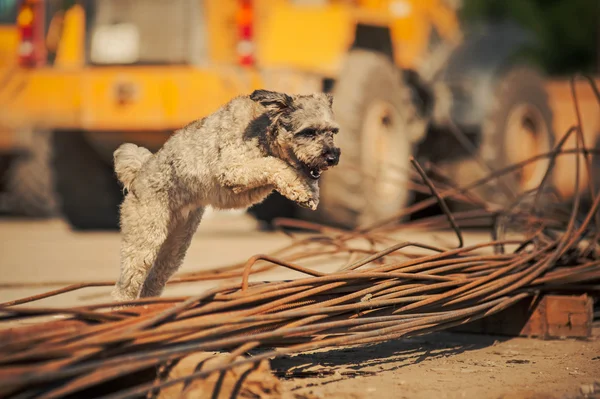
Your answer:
0;77;599;399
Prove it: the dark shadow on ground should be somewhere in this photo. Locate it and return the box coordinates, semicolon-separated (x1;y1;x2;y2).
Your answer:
267;331;511;385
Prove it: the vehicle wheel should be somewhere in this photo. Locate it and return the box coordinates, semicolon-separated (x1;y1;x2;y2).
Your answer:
312;50;425;229
52;132;123;230
5;130;59;217
446;66;555;208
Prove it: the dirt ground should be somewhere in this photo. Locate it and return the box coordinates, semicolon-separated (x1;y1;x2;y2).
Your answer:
0;213;598;399
274;331;599;399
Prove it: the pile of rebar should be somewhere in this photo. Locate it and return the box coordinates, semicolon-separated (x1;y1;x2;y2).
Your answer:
0;78;599;399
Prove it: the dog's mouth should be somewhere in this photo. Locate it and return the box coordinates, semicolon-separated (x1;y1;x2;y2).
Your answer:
300;151;340;180
304;164;328;180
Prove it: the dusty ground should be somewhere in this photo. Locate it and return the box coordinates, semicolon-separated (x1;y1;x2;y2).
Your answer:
0;213;598;399
274;331;599;399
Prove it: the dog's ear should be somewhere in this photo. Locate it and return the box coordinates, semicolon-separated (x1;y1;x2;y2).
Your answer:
250;90;293;114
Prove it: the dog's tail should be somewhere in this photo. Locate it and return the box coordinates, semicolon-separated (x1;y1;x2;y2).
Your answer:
113;143;152;191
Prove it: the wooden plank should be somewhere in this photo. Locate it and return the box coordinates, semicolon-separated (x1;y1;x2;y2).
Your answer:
453;294;593;339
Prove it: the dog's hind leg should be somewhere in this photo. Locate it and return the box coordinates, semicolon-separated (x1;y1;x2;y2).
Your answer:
112;194;173;302
139;207;204;298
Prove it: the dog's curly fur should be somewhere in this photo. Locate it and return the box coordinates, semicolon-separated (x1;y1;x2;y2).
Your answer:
112;90;341;301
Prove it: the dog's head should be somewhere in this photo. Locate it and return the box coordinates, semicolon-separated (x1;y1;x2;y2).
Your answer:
250;89;341;180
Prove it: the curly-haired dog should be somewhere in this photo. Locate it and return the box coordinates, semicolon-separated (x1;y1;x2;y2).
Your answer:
111;90;341;301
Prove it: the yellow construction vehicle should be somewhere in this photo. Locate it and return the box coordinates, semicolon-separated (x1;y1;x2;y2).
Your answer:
0;0;61;217
0;0;559;229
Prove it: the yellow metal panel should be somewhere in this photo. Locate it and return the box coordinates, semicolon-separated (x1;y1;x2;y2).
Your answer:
387;0;431;69
0;63;260;133
0;68;81;129
80;68;167;130
54;4;85;68
78;66;259;131
0;26;18;66
204;0;238;64
369;0;462;70
256;3;353;76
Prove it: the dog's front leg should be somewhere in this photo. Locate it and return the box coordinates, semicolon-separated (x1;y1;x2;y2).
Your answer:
220;157;318;210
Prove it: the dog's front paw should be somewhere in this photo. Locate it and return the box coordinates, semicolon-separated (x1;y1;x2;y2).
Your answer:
295;187;319;211
275;174;320;210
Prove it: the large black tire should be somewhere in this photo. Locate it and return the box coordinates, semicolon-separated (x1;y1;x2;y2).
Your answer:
52;132;123;230
5;130;58;217
445;66;555;207
313;50;426;229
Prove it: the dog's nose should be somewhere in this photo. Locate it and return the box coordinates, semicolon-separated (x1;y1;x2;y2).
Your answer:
324;148;340;166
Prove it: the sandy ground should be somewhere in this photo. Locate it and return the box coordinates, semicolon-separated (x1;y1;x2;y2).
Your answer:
0;213;598;399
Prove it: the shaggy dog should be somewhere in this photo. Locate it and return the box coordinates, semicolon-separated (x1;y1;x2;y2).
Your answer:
111;90;341;301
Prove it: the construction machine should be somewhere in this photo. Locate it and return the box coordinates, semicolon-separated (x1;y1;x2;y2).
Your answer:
0;0;563;229
0;0;59;217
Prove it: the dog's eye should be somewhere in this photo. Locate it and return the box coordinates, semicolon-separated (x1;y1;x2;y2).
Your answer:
298;128;318;137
